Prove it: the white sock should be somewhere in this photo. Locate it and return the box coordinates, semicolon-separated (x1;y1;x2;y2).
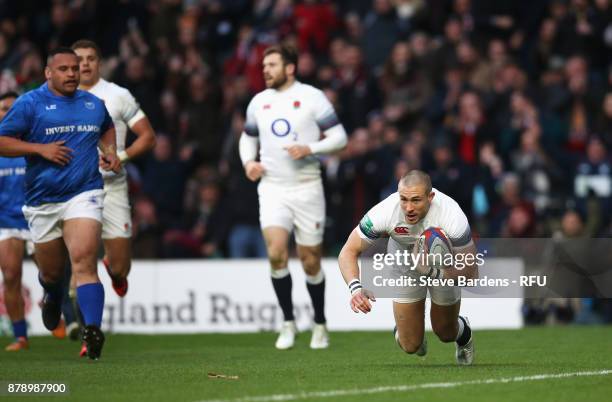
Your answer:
306;270;325;285
271;267;290;279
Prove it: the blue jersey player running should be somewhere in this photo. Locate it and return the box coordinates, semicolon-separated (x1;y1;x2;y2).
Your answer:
0;91;32;352
0;47;120;360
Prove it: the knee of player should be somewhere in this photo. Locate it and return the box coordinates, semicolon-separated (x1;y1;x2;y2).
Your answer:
397;337;423;354
267;244;289;262
69;248;97;267
298;251;321;271
267;248;288;268
0;268;21;287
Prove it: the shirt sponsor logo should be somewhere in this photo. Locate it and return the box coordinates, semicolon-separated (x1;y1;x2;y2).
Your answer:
44;125;100;135
0;167;26;176
45;104;56;110
270;118;291;137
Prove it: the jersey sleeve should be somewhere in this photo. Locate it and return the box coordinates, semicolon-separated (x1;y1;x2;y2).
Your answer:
243;99;259;137
119;88;146;128
357;200;390;243
442;201;473;248
312;89;341;131
0;97;33;139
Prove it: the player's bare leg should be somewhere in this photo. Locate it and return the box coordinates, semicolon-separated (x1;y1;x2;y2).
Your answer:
297;243;328;349
430;300;473;365
393;300;427;356
430;301;460;341
263;227;297;349
63;218;105;360
263;227;290;270
102;237;131;297
35;238;68;331
0;238;28;351
0;239;25;323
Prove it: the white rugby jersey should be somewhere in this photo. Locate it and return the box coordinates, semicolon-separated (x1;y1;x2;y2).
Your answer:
357;188;472;249
243;81;341;183
88;78;146;182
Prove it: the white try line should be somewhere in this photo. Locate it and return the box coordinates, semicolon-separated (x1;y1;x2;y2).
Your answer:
197;369;612;402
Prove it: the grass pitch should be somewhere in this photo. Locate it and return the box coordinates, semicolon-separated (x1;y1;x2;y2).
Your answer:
1;326;611;402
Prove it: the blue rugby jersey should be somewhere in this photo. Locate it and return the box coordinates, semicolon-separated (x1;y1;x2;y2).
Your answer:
0;83;113;206
0;156;27;229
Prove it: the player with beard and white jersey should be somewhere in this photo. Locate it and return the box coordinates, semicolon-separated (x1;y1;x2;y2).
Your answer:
72;40;156;300
239;44;348;350
339;170;478;365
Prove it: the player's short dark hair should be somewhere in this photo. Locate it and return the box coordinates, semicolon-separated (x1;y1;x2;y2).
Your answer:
46;47;77;65
71;39;102;59
400;170;432;194
0;91;19;101
263;44;298;67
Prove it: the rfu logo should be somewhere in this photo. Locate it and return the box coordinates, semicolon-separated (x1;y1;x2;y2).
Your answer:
84;102;95;110
45;104;56;111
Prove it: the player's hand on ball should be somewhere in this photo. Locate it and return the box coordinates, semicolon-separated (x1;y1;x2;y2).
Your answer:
38;141;73;166
411;236;430;276
350;289;376;314
283;144;312;160
245;161;265;181
100;153;121;174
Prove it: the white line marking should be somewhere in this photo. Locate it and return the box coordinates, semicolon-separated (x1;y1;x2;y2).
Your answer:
197;369;612;402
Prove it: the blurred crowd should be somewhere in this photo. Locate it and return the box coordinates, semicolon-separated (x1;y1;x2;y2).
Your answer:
0;0;611;262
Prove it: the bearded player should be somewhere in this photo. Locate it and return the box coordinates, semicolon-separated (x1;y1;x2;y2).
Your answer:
239;44;348;349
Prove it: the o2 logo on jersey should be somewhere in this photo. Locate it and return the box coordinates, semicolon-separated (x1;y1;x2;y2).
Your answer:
270;118;291;137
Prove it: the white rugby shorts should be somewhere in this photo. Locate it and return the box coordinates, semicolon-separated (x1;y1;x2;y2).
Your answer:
0;228;34;255
22;189;104;243
257;178;325;246
102;178;132;239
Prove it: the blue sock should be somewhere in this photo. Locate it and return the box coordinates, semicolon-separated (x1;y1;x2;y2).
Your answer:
76;283;105;327
38;273;64;303
12;320;27;340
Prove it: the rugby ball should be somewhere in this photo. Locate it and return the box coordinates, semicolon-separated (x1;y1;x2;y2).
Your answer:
419;227;453;269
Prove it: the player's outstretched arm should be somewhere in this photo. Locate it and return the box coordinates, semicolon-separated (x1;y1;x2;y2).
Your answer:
0;136;73;165
122;116;156;163
339;228;376;314
98;127;121;173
